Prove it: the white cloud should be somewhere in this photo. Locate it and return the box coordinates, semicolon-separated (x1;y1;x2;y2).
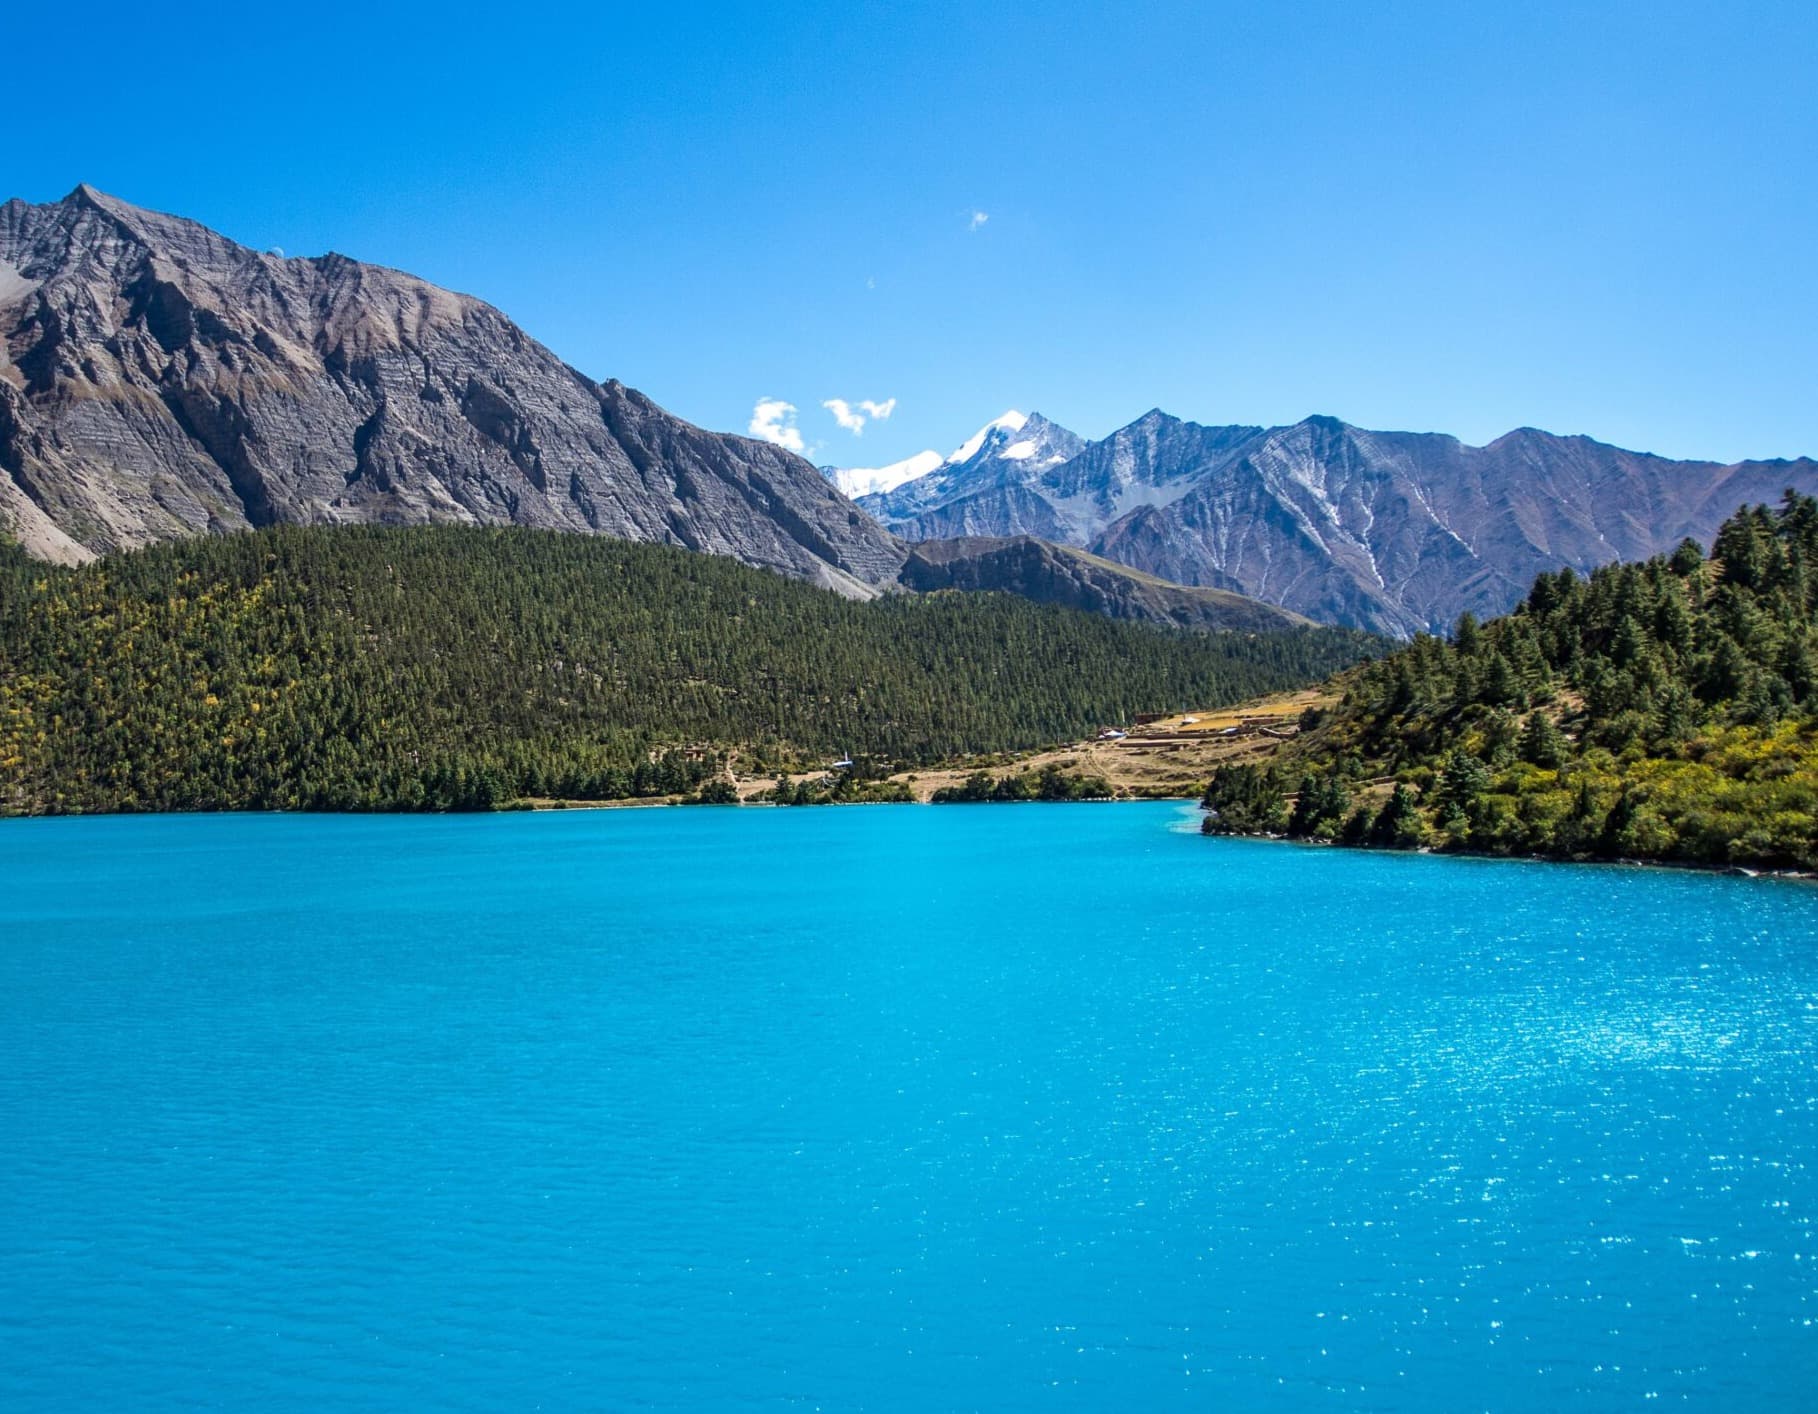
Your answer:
823;398;866;434
822;396;899;436
968;210;989;231
748;398;805;453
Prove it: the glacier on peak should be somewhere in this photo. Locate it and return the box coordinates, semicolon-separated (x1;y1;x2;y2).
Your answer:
822;411;1041;499
822;449;945;499
946;410;1028;465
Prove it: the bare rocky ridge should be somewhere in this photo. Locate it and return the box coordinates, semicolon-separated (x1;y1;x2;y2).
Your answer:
864;409;1818;635
0;186;904;594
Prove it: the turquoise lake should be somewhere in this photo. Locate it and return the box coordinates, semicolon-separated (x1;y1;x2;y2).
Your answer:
3;802;1816;1409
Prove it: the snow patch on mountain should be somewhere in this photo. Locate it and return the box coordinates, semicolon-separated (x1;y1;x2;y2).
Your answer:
825;411;1040;500
823;449;944;498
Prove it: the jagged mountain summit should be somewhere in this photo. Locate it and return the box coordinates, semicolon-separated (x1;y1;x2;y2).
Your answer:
861;408;1818;634
825;410;1084;509
0;185;904;594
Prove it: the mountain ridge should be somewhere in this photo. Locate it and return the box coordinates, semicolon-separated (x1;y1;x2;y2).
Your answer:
9;185;1816;640
898;535;1313;632
0;185;904;595
859;407;1818;634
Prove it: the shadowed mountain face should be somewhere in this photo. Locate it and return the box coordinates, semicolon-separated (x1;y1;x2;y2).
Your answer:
898;536;1312;632
863;409;1818;635
0;186;904;594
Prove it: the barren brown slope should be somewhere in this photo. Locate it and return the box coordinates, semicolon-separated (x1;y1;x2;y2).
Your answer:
897;535;1313;631
859;688;1334;802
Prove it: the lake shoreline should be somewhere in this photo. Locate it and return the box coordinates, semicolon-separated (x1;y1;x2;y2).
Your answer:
532;792;1818;881
1209;821;1818;883
7;792;1812;885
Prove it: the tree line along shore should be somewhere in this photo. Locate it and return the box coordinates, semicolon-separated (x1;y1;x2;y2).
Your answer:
0;524;1375;816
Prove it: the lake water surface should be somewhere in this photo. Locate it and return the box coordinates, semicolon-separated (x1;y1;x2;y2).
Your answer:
3;803;1816;1409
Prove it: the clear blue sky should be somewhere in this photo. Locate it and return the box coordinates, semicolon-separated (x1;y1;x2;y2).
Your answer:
10;1;1815;465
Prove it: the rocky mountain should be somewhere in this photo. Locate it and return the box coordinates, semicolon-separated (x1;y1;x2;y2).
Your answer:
862;408;1818;635
833;410;1085;523
897;536;1311;632
0;186;904;595
12;187;1811;640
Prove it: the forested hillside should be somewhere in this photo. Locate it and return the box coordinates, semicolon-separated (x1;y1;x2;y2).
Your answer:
0;525;1379;814
1203;494;1818;870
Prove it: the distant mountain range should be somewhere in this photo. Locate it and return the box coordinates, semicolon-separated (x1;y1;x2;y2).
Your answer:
0;187;1354;636
842;410;1818;634
6;187;1813;640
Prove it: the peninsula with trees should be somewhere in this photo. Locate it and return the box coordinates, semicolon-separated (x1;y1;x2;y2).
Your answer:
1199;494;1818;872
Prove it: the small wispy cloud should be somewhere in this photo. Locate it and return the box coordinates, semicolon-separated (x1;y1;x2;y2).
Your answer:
822;397;898;436
748;397;806;453
824;399;866;434
968;210;989;232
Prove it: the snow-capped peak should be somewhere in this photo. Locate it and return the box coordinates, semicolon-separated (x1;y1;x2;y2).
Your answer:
822;409;1078;504
946;410;1027;465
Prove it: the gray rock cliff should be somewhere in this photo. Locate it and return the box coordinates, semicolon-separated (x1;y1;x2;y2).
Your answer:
0;186;905;594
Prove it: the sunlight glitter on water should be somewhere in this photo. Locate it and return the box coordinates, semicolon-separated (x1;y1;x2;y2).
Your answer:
2;805;1816;1410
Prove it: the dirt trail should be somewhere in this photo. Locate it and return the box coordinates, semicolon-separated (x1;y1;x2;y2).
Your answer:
876;687;1335;802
